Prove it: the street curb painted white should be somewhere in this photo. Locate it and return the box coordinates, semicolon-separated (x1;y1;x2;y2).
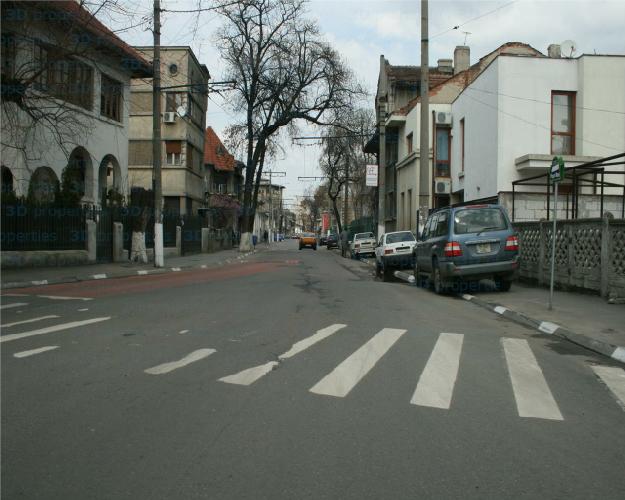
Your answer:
461;294;625;366
1;249;263;290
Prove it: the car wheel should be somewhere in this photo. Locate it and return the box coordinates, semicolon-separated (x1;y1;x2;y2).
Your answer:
299;245;303;250
432;261;446;295
375;262;382;278
413;255;423;287
313;245;317;251
497;279;512;292
382;265;392;282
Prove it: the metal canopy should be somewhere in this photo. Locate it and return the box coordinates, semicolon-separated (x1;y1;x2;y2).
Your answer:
511;152;625;221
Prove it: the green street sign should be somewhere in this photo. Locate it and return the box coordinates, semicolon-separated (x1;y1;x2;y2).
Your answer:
550;156;565;183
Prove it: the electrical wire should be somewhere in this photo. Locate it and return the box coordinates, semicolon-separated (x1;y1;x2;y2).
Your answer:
430;0;518;40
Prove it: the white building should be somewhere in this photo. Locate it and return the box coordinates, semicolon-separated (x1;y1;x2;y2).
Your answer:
1;1;151;204
451;49;625;220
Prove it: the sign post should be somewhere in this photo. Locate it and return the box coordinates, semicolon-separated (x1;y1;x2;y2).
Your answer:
548;156;564;310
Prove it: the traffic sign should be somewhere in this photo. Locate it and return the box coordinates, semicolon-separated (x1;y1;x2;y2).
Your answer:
550;156;565;183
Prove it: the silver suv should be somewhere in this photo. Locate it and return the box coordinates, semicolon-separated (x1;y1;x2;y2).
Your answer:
413;204;519;293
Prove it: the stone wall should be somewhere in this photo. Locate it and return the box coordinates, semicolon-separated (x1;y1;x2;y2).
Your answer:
514;216;625;298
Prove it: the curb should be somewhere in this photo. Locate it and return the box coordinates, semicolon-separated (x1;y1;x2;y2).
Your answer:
1;250;257;290
461;293;625;365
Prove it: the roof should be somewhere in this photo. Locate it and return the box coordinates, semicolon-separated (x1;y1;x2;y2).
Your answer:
134;45;210;80
397;42;543;115
204;127;235;172
386;63;452;89
43;1;152;78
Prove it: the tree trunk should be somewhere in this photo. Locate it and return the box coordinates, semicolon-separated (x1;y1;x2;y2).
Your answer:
330;196;342;234
130;207;149;263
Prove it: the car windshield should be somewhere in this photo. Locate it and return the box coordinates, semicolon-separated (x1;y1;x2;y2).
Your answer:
386;232;415;244
355;233;374;240
454;208;507;234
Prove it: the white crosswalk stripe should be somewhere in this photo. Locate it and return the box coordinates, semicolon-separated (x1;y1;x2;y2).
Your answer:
1;315;60;328
13;346;59;358
145;349;216;375
502;338;563;420
1;302;28;310
309;328;406;398
591;365;625;409
219;324;346;386
411;333;464;409
0;317;111;343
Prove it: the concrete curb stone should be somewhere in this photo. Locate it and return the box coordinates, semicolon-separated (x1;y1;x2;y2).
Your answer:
462;293;625;366
1;250;257;291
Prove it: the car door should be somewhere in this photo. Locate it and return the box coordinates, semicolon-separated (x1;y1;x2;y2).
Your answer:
431;210;450;263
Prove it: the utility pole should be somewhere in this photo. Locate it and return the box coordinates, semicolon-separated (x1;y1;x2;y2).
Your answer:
266;170;286;243
152;0;163;267
343;161;349;231
419;0;430;220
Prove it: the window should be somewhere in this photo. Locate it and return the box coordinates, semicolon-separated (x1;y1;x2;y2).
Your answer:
187;93;204;128
407;189;412;231
166;141;182;165
435;211;449;237
128;141;152;165
406;133;413;154
1;33;16;78
453;208;507;235
166;92;183;112
551;91;576;155
40;46;93;110
101;75;122;122
386;232;415;244
460;118;465;172
400;192;405;228
435;127;450;177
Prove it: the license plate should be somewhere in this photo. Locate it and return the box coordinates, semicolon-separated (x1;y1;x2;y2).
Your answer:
476;243;491;254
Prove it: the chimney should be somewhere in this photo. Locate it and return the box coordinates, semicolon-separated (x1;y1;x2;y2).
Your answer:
437;58;453;74
548;44;561;58
454;46;470;74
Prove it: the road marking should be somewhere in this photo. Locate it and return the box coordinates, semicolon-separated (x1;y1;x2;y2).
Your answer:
591;365;625;409
145;348;216;375
38;295;93;301
1;315;60;328
178;329;189;335
200;264;207;269
1;293;28;297
279;324;347;360
219;362;279;385
462;294;474;301
93;274;107;279
494;306;507;315
78;308;89;312
538;321;560;334
502;338;563;420
1;302;28;310
137;270;149;275
310;328;406;398
31;280;48;285
0;317;111;343
13;346;59;358
411;333;464;409
171;267;181;272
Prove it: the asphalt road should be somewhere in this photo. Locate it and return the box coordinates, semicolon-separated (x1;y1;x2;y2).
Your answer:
2;240;625;500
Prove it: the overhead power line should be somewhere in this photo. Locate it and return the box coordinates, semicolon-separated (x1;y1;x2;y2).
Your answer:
430;0;518;40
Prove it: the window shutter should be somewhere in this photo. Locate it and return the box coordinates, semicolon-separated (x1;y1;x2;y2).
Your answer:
166;141;182;154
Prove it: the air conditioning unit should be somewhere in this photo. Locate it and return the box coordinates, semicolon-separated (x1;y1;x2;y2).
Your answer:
163;112;176;124
435;177;451;194
436;112;452;126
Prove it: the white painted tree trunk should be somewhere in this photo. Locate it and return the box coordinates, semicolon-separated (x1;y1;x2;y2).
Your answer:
130;231;148;263
239;232;254;252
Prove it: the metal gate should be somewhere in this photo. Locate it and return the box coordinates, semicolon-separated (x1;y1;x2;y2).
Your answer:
181;214;203;255
95;208;114;263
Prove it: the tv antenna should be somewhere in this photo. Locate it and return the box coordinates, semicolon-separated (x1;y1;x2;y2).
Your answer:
461;31;472;45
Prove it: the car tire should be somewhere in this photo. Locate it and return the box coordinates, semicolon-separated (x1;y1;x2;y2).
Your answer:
299;245;303;250
313;245;317;251
382;265;392;282
497;279;512;292
413;255;423;287
432;261;446;295
375;262;382;278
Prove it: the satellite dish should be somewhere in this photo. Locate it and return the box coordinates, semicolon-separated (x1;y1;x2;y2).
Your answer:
561;40;577;58
176;105;187;118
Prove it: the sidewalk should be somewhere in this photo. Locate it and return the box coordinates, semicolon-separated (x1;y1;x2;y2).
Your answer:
463;282;625;364
1;247;262;290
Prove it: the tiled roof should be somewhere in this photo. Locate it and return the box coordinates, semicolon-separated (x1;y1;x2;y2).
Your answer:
204;127;235;172
47;1;152;78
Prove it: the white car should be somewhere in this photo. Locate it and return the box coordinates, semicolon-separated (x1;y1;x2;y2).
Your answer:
350;232;376;259
374;231;417;281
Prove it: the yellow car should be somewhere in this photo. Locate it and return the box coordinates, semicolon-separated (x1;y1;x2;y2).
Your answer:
299;233;317;250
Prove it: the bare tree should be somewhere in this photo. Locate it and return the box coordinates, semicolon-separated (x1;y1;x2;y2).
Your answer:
319;108;374;233
214;0;362;250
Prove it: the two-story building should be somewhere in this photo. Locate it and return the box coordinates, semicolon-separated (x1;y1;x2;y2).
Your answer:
128;46;210;215
1;0;152;204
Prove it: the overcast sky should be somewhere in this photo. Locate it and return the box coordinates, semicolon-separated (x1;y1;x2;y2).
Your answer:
106;0;625;203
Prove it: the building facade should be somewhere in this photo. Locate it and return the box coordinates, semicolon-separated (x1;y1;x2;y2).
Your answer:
1;1;151;205
128;46;210;215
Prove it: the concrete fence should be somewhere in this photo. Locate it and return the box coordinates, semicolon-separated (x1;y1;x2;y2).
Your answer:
514;215;625;298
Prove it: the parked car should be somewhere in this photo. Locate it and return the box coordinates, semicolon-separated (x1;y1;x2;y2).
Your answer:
299;232;317;250
319;235;328;246
413;204;519;293
350;232;376;259
374;231;417;281
326;233;339;249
